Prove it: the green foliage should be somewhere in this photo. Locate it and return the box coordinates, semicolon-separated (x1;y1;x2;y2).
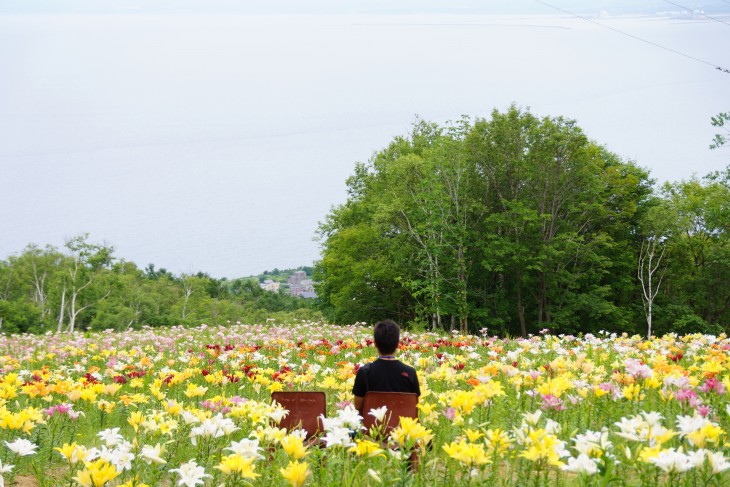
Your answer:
0;235;321;335
710;111;729;149
654;172;730;331
653;304;723;336
0;298;41;333
315;106;728;336
314;222;415;324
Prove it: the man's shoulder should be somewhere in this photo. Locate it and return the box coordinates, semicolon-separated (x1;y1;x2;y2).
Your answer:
357;362;372;374
400;362;417;374
395;360;415;369
390;360;416;375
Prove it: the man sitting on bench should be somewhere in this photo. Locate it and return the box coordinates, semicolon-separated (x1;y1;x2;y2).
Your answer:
352;319;420;414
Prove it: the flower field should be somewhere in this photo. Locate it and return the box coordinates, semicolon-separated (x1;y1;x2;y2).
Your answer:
1;323;730;486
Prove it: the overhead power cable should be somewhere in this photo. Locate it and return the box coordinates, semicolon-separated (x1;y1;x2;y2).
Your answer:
660;0;730;26
532;0;730;74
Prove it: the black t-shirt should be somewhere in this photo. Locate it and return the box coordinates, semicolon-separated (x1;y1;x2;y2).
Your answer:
352;359;421;397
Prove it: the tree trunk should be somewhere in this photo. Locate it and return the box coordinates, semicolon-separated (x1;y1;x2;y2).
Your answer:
517;284;527;337
638;239;665;339
537;273;547;324
647;301;653;340
69;288;77;333
181;277;194;320
31;263;49;322
457;244;469;334
57;284;66;332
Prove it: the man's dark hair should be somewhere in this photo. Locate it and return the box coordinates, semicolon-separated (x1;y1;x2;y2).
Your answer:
373;319;400;355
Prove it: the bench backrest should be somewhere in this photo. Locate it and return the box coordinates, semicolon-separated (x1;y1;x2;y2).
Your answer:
361;391;418;433
271;391;326;439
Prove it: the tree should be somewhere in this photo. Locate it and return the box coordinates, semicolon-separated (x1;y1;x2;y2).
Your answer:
467;107;645;335
58;234;114;332
0;299;40;334
637;203;671;338
314;156;418;325
315;216;416;325
137;275;180;327
88;261;145;331
9;245;64;328
376;124;474;331
1;234;325;335
656;170;730;331
173;273;214;325
710;112;729;150
420;119;485;333
316;106;653;335
0;260;14;331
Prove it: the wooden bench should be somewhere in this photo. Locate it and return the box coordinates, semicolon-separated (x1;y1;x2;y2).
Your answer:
271;391;326;440
361;391;418;433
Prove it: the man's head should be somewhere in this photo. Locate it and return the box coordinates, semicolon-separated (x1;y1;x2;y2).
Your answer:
373;319;400;355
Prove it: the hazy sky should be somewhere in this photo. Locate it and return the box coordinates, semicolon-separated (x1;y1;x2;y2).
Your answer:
1;2;728;277
2;0;730;14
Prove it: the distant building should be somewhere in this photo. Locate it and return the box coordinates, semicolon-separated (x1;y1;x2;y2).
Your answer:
288;271;317;298
260;279;280;293
288;271;307;285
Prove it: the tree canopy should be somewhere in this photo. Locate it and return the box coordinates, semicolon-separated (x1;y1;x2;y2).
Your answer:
314;106;729;336
0;235;320;334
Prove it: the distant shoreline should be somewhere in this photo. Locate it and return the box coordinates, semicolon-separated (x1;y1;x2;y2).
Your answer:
2;11;727;22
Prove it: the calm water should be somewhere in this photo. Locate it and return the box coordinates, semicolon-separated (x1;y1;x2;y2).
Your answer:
0;13;727;276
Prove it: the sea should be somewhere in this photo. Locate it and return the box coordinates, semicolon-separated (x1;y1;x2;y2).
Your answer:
0;13;727;277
